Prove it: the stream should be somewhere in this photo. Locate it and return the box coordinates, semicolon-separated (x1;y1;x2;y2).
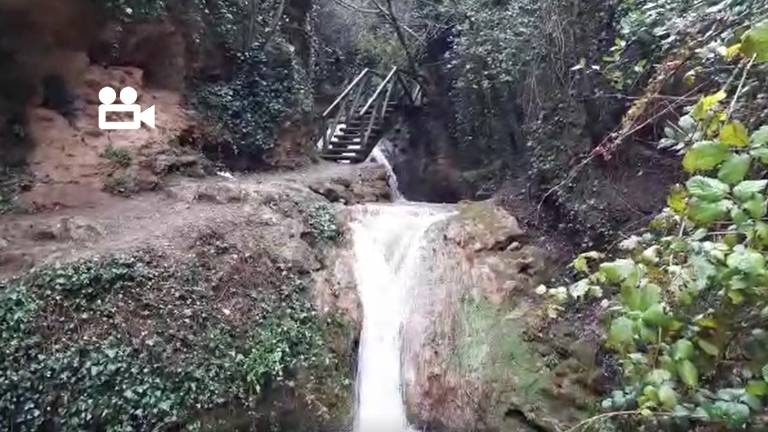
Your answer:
351;151;454;431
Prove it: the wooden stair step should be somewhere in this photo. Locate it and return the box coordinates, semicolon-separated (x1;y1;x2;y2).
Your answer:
320;153;365;162
326;145;364;151
323;149;366;156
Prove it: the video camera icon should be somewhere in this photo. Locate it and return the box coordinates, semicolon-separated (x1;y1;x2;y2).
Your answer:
98;86;156;130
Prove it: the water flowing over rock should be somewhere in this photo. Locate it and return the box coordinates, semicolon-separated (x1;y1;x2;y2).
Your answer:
344;193;599;432
397;200;600;432
349;202;454;432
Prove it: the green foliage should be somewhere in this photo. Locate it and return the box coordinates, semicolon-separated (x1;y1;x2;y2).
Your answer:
741;20;768;62
244;287;326;393
602;0;761;91
93;0;168;22
103;171;138;196
0;255;348;430
193;45;312;161
308;203;342;243
101;145;133;167
556;77;768;427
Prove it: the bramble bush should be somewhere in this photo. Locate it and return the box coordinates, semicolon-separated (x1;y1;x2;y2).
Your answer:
542;22;768;429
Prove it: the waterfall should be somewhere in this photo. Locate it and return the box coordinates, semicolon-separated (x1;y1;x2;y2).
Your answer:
350;147;455;431
351;203;452;432
368;142;401;201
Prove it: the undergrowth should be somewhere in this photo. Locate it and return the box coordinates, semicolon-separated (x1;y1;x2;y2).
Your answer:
541;24;768;430
0;253;350;431
307;203;342;244
101;145;133;168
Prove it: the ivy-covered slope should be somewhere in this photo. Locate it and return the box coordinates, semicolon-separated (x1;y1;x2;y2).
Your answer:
534;18;768;432
0;175;368;431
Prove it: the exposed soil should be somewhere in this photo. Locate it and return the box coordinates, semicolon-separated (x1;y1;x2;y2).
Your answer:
21;63;194;211
0;161;390;278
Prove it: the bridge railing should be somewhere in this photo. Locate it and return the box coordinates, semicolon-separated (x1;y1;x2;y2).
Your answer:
320;67;420;154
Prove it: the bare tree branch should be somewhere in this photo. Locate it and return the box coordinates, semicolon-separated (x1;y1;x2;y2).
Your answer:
332;0;379;14
367;0;419;74
262;0;288;47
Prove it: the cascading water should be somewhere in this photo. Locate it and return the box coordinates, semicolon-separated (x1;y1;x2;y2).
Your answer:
351;153;454;432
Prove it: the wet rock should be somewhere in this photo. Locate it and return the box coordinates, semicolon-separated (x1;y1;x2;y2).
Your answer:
309;164;392;204
404;201;596;431
310;182;347;203
445;201;524;252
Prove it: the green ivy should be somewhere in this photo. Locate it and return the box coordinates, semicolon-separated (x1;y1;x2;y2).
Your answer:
92;0;168;22
192;45;312;162
307;203;342;244
0;254;349;431
541;31;768;428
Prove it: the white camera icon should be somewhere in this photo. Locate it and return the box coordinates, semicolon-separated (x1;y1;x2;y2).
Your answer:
98;86;156;130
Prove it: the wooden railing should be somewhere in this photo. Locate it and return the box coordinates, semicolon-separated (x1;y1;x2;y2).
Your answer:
320;67;420;157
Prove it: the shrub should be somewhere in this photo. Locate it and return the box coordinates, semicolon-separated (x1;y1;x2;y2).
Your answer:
101;145;132;167
192;44;312;163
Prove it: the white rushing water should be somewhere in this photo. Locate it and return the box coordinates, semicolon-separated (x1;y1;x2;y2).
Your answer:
351;202;452;432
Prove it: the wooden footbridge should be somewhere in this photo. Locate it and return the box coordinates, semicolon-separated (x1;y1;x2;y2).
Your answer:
318;67;421;163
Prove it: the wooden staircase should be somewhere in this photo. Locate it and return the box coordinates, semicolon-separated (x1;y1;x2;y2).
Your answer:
319;67;420;163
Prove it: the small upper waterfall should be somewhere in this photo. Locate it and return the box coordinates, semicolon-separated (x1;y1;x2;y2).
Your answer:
368;142;400;201
350;203;452;432
351;151;454;432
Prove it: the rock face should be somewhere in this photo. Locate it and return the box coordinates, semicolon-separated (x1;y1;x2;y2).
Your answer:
403;200;600;431
309;164;392;204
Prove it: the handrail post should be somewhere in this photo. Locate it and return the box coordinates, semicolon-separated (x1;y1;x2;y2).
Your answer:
359;67;398;116
322;68;370;118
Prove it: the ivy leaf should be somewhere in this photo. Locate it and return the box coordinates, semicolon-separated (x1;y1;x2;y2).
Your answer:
686;176;730;201
682;141;729;172
638;283;661;312
672;339;695;361
726;246;765;274
733;180;768;202
707;401;750;428
687;198;732;224
731;206;749;224
607;316;635;350
718;154;751;185
741;20;768;63
723;43;743;60
647;369;672;384
641;303;669;326
752;126;768;147
677;359;699;388
719;121;750;147
743;198;767;219
756;222;768;247
572;251;602;273
667;185;688;214
751;147;768;165
747;380;768;396
697;338;721;357
691;91;727;121
599;259;639;286
658;384;678;409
